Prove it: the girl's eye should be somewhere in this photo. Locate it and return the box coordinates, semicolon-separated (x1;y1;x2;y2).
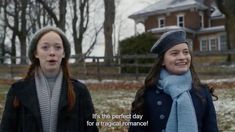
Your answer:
183;51;189;55
55;46;62;50
171;52;178;56
42;46;48;50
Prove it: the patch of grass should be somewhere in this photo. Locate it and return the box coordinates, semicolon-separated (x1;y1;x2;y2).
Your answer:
0;84;234;131
195;65;235;80
89;87;235;132
192;55;235;79
89;88;136;132
214;88;235;131
0;85;9;93
193;55;228;64
0;85;10;117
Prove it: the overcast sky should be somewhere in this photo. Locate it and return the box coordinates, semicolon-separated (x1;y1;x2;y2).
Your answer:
87;0;159;56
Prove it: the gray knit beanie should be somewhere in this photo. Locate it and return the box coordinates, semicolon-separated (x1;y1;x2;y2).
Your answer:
28;26;71;62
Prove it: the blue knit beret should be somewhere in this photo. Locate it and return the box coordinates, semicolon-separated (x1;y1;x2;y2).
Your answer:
28;26;71;62
150;30;188;55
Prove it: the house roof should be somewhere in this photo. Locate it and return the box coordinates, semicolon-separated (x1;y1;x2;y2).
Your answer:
148;26;196;34
210;3;225;19
148;25;225;34
129;0;208;21
198;25;225;33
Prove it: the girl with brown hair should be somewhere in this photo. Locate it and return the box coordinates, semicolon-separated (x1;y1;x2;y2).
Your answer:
0;26;98;132
129;30;218;132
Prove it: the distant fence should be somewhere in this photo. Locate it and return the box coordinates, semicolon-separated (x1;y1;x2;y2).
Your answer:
0;50;235;80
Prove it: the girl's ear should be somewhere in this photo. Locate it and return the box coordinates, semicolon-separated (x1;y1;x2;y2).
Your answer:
34;51;39;58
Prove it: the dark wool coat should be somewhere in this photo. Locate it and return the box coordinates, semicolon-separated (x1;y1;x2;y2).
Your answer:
0;77;98;132
129;85;218;132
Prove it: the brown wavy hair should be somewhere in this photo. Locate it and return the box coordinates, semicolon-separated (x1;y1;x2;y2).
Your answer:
131;51;217;115
13;31;75;111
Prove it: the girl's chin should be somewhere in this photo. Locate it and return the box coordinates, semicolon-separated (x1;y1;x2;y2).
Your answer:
176;69;189;74
170;68;189;75
44;66;60;71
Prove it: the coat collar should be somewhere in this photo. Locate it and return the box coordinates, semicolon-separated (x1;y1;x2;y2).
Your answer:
15;77;68;127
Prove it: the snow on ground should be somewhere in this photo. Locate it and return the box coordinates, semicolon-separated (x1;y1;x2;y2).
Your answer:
90;87;235;131
213;88;235;131
202;77;235;83
80;77;235;84
87;76;235;131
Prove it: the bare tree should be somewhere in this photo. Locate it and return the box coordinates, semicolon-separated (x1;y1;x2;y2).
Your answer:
71;0;89;60
103;0;115;65
1;0;103;65
215;0;235;62
19;0;28;64
0;2;5;63
36;0;67;31
0;26;6;63
27;0;58;34
84;26;103;57
36;0;103;61
3;0;16;64
4;0;29;64
39;0;101;60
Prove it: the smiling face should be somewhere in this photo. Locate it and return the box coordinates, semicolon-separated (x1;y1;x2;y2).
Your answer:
162;43;191;75
35;31;65;74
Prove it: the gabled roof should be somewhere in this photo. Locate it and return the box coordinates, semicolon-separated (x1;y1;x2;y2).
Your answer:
129;0;208;20
210;3;225;19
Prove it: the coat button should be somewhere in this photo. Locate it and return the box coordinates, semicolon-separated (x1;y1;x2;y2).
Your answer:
157;100;162;106
155;90;160;94
160;114;165;119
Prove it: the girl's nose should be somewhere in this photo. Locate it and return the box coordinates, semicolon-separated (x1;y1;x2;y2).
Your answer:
178;52;186;59
49;48;55;56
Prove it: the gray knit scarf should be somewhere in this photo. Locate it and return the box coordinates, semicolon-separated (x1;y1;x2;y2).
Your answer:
35;68;63;132
159;69;198;132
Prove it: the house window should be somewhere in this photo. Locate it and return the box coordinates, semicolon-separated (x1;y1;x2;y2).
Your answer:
209;38;218;51
199;12;204;28
200;39;208;51
158;17;165;28
200;36;222;51
177;15;184;27
220;34;227;50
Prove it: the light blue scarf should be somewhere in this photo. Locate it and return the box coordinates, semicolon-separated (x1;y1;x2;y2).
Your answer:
159;69;198;132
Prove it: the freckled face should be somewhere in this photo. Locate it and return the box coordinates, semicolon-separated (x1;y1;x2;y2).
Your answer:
35;31;65;73
162;43;191;75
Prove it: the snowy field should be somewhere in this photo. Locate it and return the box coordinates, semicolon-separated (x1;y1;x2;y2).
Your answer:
87;79;235;132
214;88;235;131
0;79;235;132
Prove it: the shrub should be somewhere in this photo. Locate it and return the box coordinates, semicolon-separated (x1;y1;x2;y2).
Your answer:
119;32;157;55
119;32;158;73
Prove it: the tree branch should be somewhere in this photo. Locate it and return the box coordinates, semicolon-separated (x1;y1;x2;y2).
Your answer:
84;25;103;57
36;0;59;26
